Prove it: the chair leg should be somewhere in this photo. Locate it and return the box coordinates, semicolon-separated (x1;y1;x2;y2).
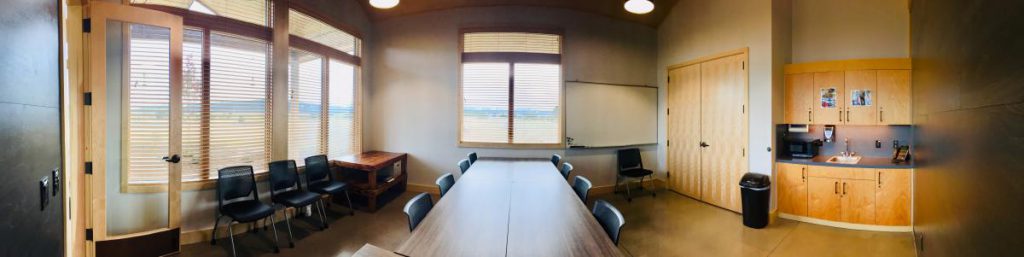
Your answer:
269;213;281;253
343;190;355;215
283;208;295;248
315;200;327;230
210;215;222;245
227;221;237;257
625;178;633;202
650;174;657;197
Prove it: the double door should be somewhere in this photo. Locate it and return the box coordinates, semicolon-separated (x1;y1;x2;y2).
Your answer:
666;50;749;212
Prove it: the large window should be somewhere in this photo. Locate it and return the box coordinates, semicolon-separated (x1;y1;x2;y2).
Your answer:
460;31;563;147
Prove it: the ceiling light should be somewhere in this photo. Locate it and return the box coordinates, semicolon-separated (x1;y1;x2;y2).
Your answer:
369;0;399;9
624;0;654;14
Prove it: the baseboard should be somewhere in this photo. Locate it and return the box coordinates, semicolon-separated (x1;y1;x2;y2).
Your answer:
180;208;301;245
778;213;912;232
769;208;779;225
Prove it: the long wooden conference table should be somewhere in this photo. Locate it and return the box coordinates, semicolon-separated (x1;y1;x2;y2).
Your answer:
396;158;625;257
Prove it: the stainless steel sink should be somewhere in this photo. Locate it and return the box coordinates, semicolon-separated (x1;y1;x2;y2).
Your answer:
826;155;862;164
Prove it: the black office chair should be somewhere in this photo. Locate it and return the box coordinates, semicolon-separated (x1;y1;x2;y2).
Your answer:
573;176;593;203
404;192;434;231
436;173;455;198
550;154;562;167
560;162;574;180
304;155;355;229
458;159;471;174
467;152;478;165
593;200;625;245
211;165;281;257
615;148;656;202
268;160;325;248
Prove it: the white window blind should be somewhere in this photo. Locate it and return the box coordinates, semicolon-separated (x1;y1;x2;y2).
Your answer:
208;31;271;174
463;32;560;54
130;0;269;27
289;9;360;56
512;63;561;144
126;24;172;185
181;28;205;182
328;59;358;159
461;63;511;143
288;49;325;162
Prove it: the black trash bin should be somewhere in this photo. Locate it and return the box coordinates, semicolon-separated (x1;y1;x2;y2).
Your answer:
739;173;771;229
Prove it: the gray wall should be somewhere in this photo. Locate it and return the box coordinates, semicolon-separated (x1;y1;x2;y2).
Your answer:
910;0;1024;256
792;0;910;63
368;6;659;188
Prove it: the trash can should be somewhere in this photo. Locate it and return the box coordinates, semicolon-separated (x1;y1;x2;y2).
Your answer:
739;173;771;229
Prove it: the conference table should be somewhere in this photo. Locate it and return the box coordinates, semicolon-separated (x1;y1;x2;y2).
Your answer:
395;158;625;257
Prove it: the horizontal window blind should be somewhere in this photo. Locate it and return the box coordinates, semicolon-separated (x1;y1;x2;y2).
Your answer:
130;0;269;27
288;48;325;162
463;32;560;54
512;63;561;144
208;31;271;174
289;9;359;56
328;59;359;159
181;28;205;182
461;63;511;143
126;24;172;185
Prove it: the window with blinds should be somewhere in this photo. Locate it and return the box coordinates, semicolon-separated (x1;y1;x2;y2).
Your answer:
126;24;173;185
288;49;324;162
130;0;269;27
328;59;359;159
460;31;563;146
289;9;360;56
208;31;271;174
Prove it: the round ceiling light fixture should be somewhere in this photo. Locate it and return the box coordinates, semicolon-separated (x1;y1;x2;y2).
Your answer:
624;0;655;14
369;0;399;9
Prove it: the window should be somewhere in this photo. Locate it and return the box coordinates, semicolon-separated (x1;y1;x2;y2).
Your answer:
460;31;563;147
289;9;360;56
130;0;269;27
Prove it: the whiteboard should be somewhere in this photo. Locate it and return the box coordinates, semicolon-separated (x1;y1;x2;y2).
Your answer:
566;82;658;148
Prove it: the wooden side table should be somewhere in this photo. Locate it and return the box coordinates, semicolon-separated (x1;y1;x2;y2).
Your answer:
331;151;408;212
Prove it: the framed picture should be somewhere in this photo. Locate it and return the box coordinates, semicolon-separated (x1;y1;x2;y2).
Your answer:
820;87;837;108
851;90;873;106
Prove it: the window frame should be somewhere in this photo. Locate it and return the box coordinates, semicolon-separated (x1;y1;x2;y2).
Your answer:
457;28;566;149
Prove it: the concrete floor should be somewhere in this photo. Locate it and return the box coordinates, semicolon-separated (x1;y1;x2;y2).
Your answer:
179;189;917;257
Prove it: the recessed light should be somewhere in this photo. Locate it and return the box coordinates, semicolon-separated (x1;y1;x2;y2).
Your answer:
370;0;399;9
624;0;655;15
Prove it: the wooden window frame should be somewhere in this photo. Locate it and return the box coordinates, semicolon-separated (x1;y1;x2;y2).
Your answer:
457;27;566;149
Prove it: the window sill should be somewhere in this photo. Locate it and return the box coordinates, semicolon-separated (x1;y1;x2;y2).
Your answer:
459;141;565;149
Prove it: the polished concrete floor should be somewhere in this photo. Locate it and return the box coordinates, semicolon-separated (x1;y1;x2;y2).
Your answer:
180;189;917;257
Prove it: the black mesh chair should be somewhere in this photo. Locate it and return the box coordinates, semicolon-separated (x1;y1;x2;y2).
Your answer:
403;192;434;231
593;200;625;245
211;165;280;257
269;160;325;247
458;159;471;174
436;173;455;198
615;148;656;202
550;154;562;167
304;155;355;229
467;152;478;165
573;176;593;203
560;162;574;180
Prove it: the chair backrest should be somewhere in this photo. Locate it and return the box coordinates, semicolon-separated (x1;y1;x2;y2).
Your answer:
560;162;574;180
458;159;471;174
436;173;455;198
216;165;259;209
467;152;478;164
573;176;593;203
404;192;434;231
616;148;643;171
304;155;332;184
268;160;301;197
550;154;562;167
592;200;625;245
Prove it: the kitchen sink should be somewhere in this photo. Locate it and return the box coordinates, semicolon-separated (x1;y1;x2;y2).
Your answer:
826;155;862;164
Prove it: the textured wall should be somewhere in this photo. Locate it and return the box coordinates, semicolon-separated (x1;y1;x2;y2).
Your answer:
910;0;1024;256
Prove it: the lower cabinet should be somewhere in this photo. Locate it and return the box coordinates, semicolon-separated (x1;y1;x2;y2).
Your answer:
840;179;876;224
875;169;912;225
777;163;911;227
807;177;842;221
777;163;807;216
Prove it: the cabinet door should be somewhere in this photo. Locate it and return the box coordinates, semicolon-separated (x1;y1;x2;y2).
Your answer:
841;179;876;224
877;70;912;125
844;70;878;125
667;64;703;199
785;73;814;124
875;169;912;225
777;163;808;216
807;177;841;221
813;72;845;124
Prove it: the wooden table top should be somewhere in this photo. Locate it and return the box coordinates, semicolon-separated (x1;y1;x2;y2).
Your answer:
331;151;407;171
396;158;624;257
353;243;404;257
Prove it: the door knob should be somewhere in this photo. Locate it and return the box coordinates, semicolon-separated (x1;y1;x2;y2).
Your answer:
163;154;181;163
700;142;710;148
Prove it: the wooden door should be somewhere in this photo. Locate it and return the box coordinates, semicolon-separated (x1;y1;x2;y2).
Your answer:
841;179;876;224
812;72;845;124
666;64;702;199
777;163;808;216
784;73;814;124
877;70;912;125
699;53;748;212
844;70;877;125
807;177;841;221
875;169;912;225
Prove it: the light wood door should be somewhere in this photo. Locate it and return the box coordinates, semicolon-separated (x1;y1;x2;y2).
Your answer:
699;53;748;212
875;169;912;225
844;70;877;125
784;73;814;124
877;70;912;125
667;64;702;199
777;163;808;216
812;71;845;124
807;177;841;221
841;179;876;224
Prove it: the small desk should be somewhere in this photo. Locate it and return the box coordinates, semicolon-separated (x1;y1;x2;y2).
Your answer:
331;151;408;212
396;158;624;257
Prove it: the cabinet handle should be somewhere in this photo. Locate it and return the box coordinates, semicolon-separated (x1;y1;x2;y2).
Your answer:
808;110;812;122
878;172;882;188
843;182;847;195
847;110;851;122
880;110;884;123
834;181;839;194
801;167;806;181
839;110;843;122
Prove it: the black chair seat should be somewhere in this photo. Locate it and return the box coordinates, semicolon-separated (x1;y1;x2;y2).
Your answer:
620;168;654;177
272;190;320;207
309;180;348;195
221;200;274;223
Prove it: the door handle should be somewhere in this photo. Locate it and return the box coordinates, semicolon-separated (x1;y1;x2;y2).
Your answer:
700;142;709;148
163;154;181;163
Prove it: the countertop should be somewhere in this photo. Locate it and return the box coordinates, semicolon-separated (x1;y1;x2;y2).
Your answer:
777;155;914;169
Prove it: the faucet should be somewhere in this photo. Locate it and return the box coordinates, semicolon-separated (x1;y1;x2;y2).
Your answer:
842;138;855;157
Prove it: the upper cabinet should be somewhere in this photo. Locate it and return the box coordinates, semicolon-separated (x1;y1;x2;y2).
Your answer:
783;59;912;125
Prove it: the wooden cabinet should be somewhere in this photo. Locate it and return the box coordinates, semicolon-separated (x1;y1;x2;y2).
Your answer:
812;71;845;124
877;70;912;125
875;169;912;225
777;163;808;216
807;177;842;221
844;70;878;125
784;73;814;124
840;179;876;224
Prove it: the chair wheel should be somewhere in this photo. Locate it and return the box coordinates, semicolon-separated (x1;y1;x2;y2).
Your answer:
209;239;216;245
290;242;295;248
275;247;280;253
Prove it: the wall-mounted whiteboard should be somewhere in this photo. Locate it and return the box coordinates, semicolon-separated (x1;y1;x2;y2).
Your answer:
566;82;658;148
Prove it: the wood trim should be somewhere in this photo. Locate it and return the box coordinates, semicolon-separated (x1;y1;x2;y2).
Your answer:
290;35;362;65
783;58;912;74
462;52;560;64
778;213;912;232
287;1;364;39
666;47;750;70
460;26;565;35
